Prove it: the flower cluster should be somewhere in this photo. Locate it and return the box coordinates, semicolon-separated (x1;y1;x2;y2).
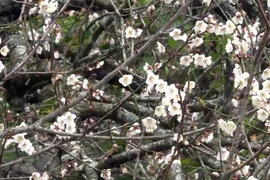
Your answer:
232;64;270;129
127;122;141;136
200;131;214;143
218;119;236;137
0;38;8;73
67;74;81;86
89;13;99;22
29;172;49;180
4;122;35;155
125;27;143;39
190;13;260;57
100;169;112;180
38;0;58;16
137;61;196;132
28;0;58;16
163;146;181;165
27;17;62;55
50;111;77;137
66;74;105;100
169;28;187;41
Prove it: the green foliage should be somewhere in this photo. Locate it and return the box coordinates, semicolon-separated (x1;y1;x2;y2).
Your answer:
181;157;200;172
1;148;16;163
139;0;152;5
36;97;56;117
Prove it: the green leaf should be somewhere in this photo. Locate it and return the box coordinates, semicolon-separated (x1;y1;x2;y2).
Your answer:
167;39;177;48
139;0;152;5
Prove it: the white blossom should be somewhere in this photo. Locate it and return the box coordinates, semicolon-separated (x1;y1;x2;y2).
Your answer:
4;139;14;149
238;165;250;176
82;79;89;89
142;117;157;133
202;0;211;7
184;81;195;93
226;39;233;53
61;169;68;177
201;132;213;143
193;54;212;68
89;13;99;22
135;28;143;38
57;116;65;130
163;0;173;4
189;37;204;48
0;46;9;56
128;122;141;136
231;99;238;107
92;89;104;100
169;28;182;41
164;153;173;164
218;119;236;136
155;105;167;117
13;133;27;144
29;7;38;15
125;27;136;38
155;79;168;93
165;84;178;100
29;172;41;180
257;89;270;101
143;63;153;73
64;111;76;125
262;80;270;91
28;29;40;41
162;97;171;106
173;133;183;142
247;176;258;180
100;169;112;180
156;42;166;54
257;109;269;122
65;122;76;133
69;10;75;16
96;61;104;69
212;172;220;177
38;0;58;16
67;74;81;86
216;148;229;161
262;68;270;80
194;21;208;34
252;96;264;109
146;72;159;89
232;12;243;25
18;139;33;153
225;20;236;34
250;79;259;95
180;55;193;67
226;121;237;136
0;61;5;73
168;102;181;116
55;32;62;43
54;51;60;59
119;74;133;87
146;5;155;14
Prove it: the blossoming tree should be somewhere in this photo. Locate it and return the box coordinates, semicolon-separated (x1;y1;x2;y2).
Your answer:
0;0;269;180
